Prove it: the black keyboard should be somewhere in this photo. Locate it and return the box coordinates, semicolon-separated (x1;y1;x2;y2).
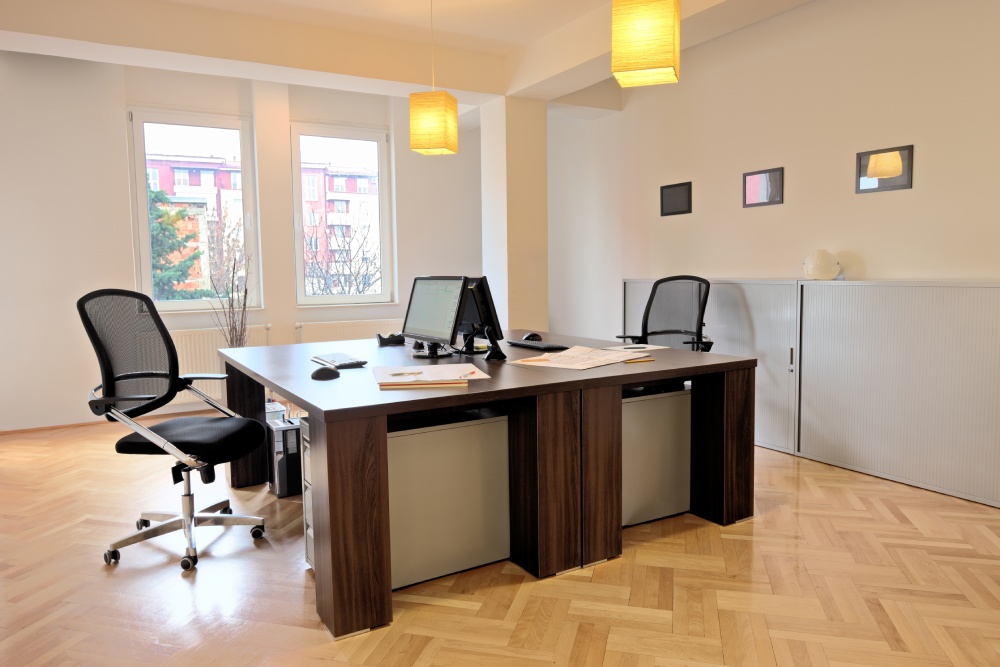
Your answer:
507;339;568;352
311;352;368;369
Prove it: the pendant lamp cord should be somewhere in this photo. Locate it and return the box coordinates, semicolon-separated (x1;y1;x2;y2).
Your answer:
430;0;436;91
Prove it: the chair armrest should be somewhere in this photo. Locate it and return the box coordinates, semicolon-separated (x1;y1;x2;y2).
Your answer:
180;373;227;385
87;384;155;415
617;334;645;344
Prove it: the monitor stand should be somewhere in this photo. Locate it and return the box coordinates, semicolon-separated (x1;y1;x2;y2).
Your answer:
457;325;506;361
411;341;453;359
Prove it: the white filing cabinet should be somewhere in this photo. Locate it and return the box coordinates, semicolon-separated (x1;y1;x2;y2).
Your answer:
622;390;691;526
387;416;510;589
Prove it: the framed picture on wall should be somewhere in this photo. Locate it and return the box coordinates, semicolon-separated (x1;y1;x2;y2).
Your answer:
856;145;913;193
660;181;692;216
743;167;784;207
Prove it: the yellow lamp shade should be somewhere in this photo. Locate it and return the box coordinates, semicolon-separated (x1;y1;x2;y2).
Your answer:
410;90;458;155
612;0;680;88
867;150;903;179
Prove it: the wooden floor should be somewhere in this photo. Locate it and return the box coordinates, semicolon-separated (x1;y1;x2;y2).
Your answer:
4;422;1000;666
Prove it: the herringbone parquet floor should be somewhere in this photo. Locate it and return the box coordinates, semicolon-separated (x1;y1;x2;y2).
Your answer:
4;419;1000;666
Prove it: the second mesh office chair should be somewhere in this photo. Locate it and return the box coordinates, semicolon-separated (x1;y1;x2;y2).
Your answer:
77;288;266;570
622;275;713;351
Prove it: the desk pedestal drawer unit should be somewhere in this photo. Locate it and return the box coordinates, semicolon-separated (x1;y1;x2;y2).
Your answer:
300;416;314;569
622;390;691;526
388;417;509;589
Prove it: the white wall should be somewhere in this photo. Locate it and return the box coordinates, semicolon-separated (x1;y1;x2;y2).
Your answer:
548;0;1000;339
0;52;483;431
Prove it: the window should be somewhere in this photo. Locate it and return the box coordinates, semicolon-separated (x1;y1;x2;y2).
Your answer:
147;167;159;191
304;174;319;202
305;236;319;251
292;123;393;305
356;177;369;194
128;109;259;311
304;210;319;227
230;172;242;190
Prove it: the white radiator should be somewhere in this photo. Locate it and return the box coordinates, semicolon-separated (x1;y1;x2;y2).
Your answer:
296;319;403;344
172;325;270;405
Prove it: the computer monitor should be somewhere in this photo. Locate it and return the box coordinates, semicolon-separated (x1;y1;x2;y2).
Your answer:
401;276;469;358
456;276;506;360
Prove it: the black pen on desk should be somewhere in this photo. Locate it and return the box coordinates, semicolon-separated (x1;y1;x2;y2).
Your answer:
623;345;646;349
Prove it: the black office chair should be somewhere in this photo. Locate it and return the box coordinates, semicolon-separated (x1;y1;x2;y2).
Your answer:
77;288;266;570
621;275;713;351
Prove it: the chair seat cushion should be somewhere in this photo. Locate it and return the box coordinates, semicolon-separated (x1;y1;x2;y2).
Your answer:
116;416;265;465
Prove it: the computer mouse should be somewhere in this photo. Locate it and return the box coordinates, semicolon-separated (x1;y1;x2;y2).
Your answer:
310;365;341;381
522;332;543;342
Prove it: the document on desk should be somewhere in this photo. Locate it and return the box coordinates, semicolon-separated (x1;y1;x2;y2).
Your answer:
509;345;649;370
372;363;490;388
601;344;669;352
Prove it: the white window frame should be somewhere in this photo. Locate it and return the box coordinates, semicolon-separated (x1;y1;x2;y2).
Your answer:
333;177;346;193
174;169;189;188
147;167;159;191
356;177;369;194
128;108;260;312
291;122;394;306
200;169;215;188
230;171;242;190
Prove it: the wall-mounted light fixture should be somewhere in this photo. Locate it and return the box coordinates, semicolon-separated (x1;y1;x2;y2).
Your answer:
612;0;680;88
410;0;458;155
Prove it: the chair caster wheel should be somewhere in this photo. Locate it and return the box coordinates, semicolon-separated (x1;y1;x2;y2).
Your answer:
250;525;265;539
136;518;150;530
221;507;233;515
180;555;198;570
104;549;120;565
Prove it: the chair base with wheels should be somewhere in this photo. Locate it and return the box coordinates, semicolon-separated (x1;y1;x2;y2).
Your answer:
103;463;265;570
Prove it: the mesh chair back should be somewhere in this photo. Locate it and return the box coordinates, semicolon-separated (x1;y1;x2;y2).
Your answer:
641;276;710;349
77;289;181;418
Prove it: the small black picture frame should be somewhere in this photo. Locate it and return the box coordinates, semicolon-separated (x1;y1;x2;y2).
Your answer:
660;181;692;216
743;167;784;208
856;145;913;194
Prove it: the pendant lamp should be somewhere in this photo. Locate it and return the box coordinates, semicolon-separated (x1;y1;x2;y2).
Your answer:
410;0;458;155
612;0;680;88
866;150;903;179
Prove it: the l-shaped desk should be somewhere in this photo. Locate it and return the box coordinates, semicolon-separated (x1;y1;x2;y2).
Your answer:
219;330;756;638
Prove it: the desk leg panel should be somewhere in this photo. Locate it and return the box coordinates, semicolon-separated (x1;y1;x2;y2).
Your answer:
690;368;755;525
509;392;582;578
311;415;393;637
582;386;622;566
224;363;268;488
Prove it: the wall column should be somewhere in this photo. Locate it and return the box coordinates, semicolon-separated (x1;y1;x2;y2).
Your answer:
480;97;549;332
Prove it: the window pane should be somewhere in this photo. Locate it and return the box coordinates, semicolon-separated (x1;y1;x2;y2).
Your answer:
142;123;246;303
298;134;383;298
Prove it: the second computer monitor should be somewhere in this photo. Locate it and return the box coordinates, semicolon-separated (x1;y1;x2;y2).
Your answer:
401;276;468;357
456;276;506;359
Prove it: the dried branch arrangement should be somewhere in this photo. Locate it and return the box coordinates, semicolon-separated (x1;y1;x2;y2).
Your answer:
210;256;249;348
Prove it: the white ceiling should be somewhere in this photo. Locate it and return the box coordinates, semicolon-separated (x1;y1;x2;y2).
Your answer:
154;0;771;56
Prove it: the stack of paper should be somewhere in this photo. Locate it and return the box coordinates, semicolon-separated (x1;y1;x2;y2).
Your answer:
509;346;650;370
372;363;489;389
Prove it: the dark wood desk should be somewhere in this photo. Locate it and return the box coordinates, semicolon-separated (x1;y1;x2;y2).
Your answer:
219;330;755;638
